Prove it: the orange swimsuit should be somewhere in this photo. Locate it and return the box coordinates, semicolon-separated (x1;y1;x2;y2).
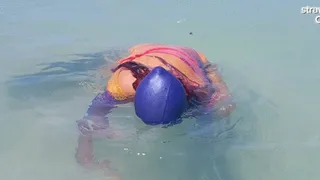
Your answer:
105;43;234;115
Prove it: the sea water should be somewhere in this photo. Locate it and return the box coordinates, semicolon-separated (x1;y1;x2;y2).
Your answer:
1;0;320;180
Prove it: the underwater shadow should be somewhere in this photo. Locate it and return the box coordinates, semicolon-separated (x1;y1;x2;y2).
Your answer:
208;65;278;180
5;48;128;102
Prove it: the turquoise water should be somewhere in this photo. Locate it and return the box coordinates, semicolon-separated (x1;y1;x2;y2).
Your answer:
1;0;320;180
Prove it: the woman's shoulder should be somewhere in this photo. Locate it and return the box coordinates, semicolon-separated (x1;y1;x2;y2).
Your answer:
106;68;136;101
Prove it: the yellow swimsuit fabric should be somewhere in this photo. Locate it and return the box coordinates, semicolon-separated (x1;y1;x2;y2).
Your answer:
106;69;128;101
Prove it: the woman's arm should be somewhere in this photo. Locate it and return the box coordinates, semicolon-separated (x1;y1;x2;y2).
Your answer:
75;91;127;180
76;91;129;136
76;91;128;162
196;52;235;118
204;63;236;118
75;68;135;179
77;68;135;137
76;135;120;180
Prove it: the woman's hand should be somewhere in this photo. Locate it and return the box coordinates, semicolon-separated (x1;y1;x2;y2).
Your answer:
75;118;121;180
77;116;121;138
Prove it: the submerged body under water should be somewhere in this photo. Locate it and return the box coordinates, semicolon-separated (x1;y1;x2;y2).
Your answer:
3;45;320;180
4;50;241;180
1;0;320;180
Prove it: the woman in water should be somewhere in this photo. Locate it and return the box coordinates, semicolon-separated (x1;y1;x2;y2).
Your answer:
75;43;235;179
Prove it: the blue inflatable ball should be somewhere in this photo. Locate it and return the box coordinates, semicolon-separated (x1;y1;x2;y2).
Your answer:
134;66;188;125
